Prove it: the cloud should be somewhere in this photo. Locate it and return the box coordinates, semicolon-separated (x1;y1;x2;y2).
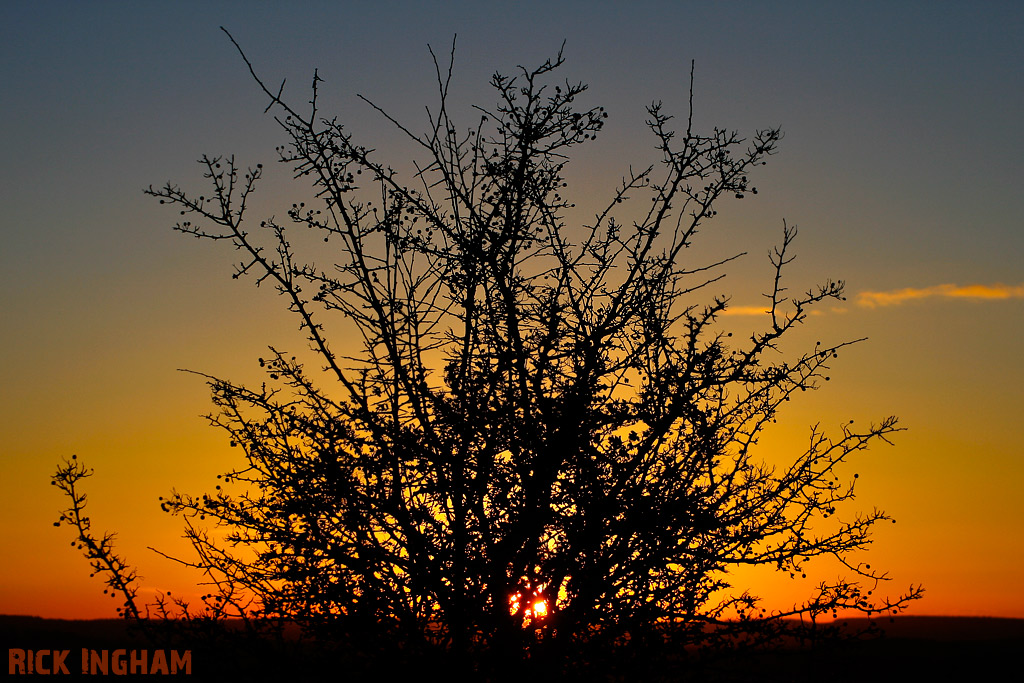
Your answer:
857;283;1024;308
720;305;772;317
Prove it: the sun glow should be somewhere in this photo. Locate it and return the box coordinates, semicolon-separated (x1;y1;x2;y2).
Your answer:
509;583;550;626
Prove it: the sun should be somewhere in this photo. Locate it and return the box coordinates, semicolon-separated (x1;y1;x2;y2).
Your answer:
509;582;550;626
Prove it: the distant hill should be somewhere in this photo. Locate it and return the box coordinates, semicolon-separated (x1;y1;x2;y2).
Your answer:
835;614;1024;640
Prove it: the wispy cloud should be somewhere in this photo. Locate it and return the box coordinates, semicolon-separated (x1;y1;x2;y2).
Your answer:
857;283;1024;308
720;305;772;317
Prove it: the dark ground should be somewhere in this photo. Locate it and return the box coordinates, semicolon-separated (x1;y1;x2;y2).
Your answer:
3;614;1021;681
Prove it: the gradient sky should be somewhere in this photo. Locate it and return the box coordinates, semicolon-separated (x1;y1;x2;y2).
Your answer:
2;1;1021;620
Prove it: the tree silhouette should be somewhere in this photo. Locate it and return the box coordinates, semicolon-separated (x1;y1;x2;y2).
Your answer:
52;455;144;623
132;31;922;671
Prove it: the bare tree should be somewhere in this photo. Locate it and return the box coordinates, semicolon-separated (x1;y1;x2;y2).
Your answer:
131;31;922;669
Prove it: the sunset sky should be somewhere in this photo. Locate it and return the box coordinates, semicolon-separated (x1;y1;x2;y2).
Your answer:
2;1;1021;620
